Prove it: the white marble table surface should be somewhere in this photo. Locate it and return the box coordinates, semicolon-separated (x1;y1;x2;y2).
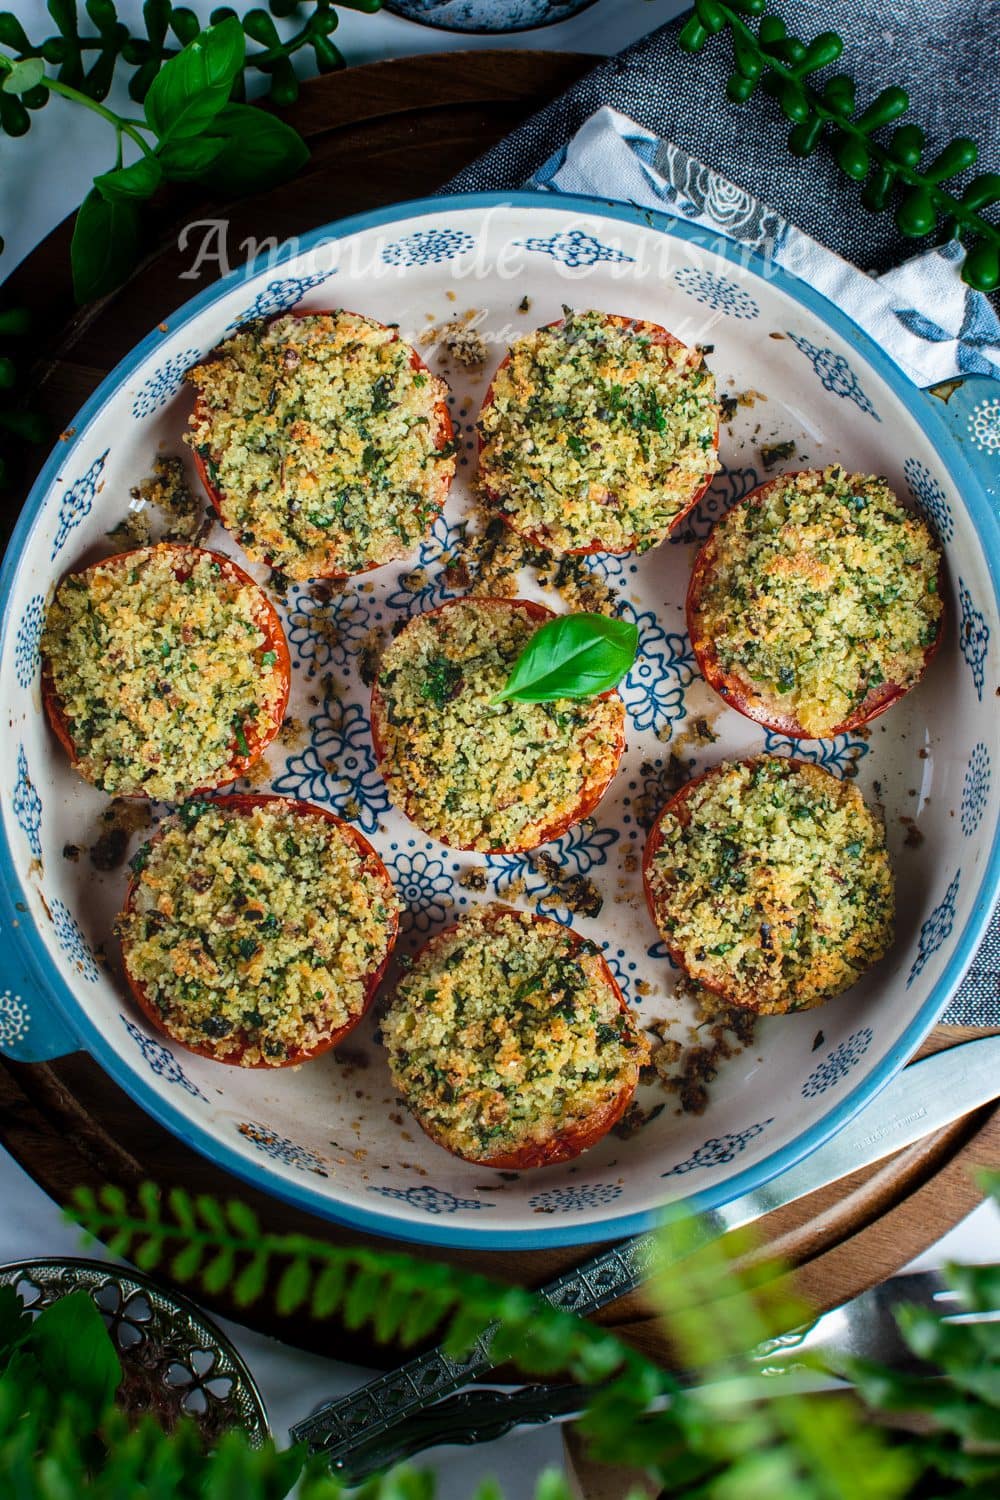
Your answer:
1;3;997;1492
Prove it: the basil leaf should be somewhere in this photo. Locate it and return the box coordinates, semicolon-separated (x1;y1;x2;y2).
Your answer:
94;154;162;202
144;17;245;144
157;134;228;182
71;189;140;304
27;1291;121;1420
2;57;44;94
196;104;310;193
493;613;639;703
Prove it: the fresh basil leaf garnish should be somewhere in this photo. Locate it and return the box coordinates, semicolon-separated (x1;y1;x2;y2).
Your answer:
493;612;638;704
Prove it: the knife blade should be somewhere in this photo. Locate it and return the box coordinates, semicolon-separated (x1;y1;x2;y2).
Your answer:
291;1034;1000;1466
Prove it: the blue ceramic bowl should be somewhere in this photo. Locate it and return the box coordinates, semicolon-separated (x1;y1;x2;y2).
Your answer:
1;193;997;1250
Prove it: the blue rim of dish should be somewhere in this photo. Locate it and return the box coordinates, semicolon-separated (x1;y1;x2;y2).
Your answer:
1;191;998;1250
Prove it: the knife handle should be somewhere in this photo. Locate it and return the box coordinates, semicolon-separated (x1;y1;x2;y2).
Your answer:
323;1383;586;1486
289;1231;662;1461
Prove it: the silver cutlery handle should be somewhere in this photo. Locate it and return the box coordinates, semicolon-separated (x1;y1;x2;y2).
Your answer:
290;1231;662;1462
321;1383;586;1485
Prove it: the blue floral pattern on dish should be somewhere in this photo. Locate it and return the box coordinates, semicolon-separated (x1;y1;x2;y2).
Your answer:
12;745;42;860
958;578;989;700
51;899;99;982
967;396;1000;451
601;945;638;1006
368;1184;492;1214
0;990;30;1052
238;1121;328;1176
272;699;389;835
384;514;465;616
762;729;869;779
529;1183;623;1213
51;449;110;559
787;333;880;421
14;593;45;689
672;267;759;320
670;462;760;544
662;1119;774;1176
286;588;372;677
226;270;336;328
961;742;991;837
120;1015;208;1101
381;229;475;266
385;841;457;932
907;869;961;988
903;457;955;543
516;229;635;267
583;550;632;586
487;820;619;925
646;937;677;965
385;1;595;33
131;346;202;420
801;1027;874;1098
618;604;696;737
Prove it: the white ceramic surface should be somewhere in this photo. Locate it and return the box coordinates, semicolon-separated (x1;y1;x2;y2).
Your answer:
1;196;997;1248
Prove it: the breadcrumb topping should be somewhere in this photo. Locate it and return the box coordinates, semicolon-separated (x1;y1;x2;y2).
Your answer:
119;798;398;1065
187;311;455;580
691;467;942;736
42;545;285;801
373;598;624;851
646;756;894;1014
478;309;719;553
381;905;648;1161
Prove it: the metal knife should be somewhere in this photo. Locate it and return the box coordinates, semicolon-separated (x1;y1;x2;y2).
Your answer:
291;1034;1000;1468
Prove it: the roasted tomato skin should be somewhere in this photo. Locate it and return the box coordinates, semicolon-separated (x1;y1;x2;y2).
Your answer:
478;313;720;555
395;907;639;1169
191;312;453;582
369;597;626;854
41;544;290;795
686;472;946;739
120;793;398;1068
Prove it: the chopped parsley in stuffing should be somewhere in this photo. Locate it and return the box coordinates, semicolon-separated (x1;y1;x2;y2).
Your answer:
187;311;455;580
41;545;285;801
478;309;719;554
381;904;648;1162
690;466;943;736
645;756;894;1014
373;598;624;851
118;798;398;1066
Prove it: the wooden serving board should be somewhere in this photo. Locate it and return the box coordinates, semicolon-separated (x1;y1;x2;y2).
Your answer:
1;52;997;1369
